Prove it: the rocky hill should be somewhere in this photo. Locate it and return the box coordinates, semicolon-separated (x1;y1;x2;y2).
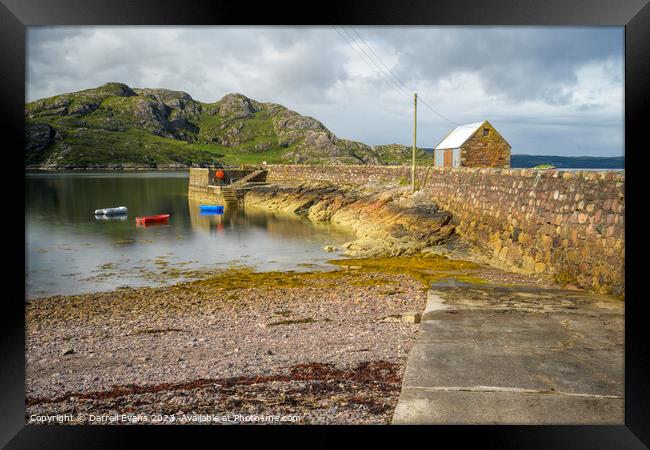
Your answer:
25;82;432;169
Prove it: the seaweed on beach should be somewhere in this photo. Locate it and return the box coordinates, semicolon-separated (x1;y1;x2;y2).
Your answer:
26;360;401;408
328;254;484;288
267;318;316;327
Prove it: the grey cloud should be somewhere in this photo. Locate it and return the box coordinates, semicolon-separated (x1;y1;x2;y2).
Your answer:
26;26;623;156
357;27;623;105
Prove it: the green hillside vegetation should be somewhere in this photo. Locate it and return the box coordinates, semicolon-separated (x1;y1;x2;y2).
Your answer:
25;82;434;169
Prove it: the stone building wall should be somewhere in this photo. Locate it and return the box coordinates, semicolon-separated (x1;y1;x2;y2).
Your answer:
261;165;625;295
460;121;511;168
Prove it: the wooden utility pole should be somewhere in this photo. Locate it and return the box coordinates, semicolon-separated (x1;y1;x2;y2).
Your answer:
412;93;417;193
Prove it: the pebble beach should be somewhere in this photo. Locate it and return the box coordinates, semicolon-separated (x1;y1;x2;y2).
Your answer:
26;268;428;424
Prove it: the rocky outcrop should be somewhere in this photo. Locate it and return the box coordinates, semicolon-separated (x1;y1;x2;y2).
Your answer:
25;122;55;152
216;93;257;119
244;182;455;257
26;82;136;119
25;122;59;165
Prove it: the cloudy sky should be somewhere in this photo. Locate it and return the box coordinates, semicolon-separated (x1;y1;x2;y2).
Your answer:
27;26;624;156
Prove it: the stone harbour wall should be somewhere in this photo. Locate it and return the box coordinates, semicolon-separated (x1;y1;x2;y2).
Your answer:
422;168;624;296
266;164;421;185
263;165;625;295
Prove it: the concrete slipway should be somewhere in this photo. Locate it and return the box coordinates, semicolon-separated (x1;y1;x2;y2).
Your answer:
392;280;623;425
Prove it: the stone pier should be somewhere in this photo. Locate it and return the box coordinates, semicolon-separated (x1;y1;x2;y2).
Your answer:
392;279;624;424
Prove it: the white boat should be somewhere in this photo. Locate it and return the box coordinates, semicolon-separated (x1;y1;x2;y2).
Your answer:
94;206;128;216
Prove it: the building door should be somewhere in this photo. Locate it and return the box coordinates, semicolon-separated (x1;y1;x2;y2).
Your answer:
444;149;453;168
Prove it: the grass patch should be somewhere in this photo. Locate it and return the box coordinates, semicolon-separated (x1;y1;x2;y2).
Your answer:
196;113;224;142
212;146;288;165
40;128;223;167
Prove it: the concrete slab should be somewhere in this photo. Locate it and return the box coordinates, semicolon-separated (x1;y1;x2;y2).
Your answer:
418;311;623;353
392;388;624;425
402;343;622;396
392;280;624;424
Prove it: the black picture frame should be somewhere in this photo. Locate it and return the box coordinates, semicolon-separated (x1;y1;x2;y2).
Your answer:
2;0;648;447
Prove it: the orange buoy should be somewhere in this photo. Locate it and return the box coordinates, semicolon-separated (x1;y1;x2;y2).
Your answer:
215;169;225;179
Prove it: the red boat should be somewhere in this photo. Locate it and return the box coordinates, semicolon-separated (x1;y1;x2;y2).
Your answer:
136;214;170;225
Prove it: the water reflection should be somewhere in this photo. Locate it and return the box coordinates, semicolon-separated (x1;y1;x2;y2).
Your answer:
187;197;347;242
26;172;354;298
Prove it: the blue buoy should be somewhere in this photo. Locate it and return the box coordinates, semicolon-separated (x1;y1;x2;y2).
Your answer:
200;205;224;213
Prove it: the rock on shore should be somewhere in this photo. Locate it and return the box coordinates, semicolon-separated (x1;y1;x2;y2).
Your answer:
244;182;455;257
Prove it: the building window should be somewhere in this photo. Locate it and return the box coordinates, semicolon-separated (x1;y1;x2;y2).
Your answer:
483;128;490;136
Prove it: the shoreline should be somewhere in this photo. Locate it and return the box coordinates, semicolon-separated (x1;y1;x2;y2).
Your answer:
26;255;548;424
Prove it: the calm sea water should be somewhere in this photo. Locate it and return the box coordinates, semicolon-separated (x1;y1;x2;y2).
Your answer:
25;171;354;298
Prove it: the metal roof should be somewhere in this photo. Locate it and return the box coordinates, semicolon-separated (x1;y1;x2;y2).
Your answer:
434;121;486;150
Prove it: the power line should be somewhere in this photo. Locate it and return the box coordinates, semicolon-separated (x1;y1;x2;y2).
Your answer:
348;27;412;95
340;27;406;94
348;26;459;125
418;97;459;126
345;26;460;126
332;26;398;91
335;25;405;93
